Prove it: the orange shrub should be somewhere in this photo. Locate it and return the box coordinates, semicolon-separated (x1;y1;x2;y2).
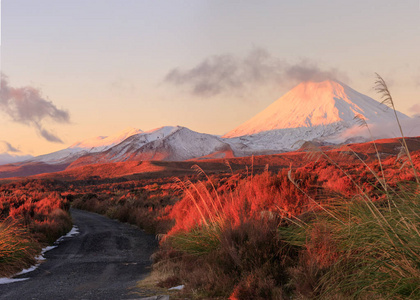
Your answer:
0;179;72;244
166;170;318;236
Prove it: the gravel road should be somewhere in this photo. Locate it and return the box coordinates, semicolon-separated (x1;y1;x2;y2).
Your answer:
0;208;158;300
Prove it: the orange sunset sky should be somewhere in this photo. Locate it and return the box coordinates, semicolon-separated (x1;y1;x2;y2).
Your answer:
1;0;420;157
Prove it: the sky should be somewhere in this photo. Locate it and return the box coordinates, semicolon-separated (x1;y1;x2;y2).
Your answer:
1;0;420;156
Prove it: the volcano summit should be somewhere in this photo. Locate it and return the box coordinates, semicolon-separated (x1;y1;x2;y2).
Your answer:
224;80;410;138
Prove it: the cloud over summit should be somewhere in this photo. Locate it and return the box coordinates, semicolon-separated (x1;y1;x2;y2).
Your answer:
164;48;348;98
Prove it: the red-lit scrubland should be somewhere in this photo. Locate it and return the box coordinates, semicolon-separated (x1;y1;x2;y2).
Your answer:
23;137;417;299
0;180;72;277
152;144;420;299
1;137;419;298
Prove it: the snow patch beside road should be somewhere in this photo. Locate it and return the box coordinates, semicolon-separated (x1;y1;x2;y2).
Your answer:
0;225;80;284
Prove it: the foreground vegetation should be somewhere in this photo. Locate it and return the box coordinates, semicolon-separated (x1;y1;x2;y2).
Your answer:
1;77;418;298
64;142;419;299
150;165;419;299
1;139;418;297
0;180;72;277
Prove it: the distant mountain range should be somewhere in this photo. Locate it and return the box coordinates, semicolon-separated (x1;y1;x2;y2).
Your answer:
30;127;144;165
0;153;33;165
0;80;415;178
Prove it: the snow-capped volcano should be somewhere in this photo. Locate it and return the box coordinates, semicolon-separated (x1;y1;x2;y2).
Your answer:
224;80;410;138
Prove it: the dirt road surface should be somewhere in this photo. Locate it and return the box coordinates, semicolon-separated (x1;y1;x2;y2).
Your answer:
0;208;158;300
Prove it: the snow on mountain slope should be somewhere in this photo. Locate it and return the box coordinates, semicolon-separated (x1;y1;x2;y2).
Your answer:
68;126;234;168
224;80;410;138
101;126;186;161
224;123;349;154
127;126;232;161
30;127;143;164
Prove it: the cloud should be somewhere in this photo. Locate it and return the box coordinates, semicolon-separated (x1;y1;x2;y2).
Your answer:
0;74;70;143
34;123;65;143
284;60;347;83
0;141;20;153
409;103;420;117
164;48;348;97
165;54;244;97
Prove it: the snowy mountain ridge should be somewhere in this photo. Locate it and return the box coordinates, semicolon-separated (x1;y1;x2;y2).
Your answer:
67;126;235;168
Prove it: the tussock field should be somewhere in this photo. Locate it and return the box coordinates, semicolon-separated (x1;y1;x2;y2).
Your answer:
27;135;418;299
151;152;420;299
0;180;72;277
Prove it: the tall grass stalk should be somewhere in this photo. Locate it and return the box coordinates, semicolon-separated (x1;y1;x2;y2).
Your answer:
169;170;228;255
354;114;387;192
375;73;419;184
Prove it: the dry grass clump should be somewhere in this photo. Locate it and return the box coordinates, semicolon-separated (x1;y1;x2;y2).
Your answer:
166;169;317;236
0;179;72;275
313;188;420;299
151;170;313;298
154;161;419;299
154;215;298;299
0;219;41;277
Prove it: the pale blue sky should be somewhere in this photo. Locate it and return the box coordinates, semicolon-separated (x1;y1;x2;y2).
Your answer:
1;0;420;155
